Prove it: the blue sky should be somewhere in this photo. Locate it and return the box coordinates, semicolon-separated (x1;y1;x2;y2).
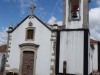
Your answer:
0;0;63;29
0;0;96;29
0;0;100;45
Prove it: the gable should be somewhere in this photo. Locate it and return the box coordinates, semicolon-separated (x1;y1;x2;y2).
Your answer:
10;15;52;46
11;15;51;33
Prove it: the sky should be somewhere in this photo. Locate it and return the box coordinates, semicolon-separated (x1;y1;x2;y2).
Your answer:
0;0;100;45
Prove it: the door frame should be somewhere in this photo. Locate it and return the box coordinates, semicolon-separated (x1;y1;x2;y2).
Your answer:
19;43;39;75
22;51;35;75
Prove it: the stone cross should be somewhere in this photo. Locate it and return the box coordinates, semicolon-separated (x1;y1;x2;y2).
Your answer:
30;3;36;15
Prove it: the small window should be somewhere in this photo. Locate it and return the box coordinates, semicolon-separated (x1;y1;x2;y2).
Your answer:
26;29;35;40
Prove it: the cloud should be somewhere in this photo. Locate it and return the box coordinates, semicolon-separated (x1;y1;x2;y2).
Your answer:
57;21;62;25
0;27;8;46
48;16;57;25
3;0;100;41
47;7;100;41
47;16;62;25
89;7;100;40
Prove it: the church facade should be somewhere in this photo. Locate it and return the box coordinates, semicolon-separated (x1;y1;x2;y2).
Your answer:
3;0;100;75
5;15;56;75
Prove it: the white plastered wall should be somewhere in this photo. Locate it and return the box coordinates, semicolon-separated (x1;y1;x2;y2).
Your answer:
59;31;84;74
6;17;52;75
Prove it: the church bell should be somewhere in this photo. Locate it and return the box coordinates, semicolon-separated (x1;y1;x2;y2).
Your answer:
72;12;78;18
71;0;79;19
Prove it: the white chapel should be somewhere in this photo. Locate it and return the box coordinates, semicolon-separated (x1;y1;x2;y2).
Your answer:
1;0;100;75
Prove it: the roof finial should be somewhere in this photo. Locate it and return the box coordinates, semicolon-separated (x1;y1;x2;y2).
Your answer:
8;21;13;33
30;3;36;15
10;21;13;27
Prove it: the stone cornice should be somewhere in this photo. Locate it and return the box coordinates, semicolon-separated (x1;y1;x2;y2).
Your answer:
19;43;39;48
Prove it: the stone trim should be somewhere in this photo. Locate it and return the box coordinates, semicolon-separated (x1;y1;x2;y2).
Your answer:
25;27;36;41
50;39;56;41
6;54;9;57
5;64;10;67
19;43;39;48
50;65;55;70
7;50;10;53
51;59;55;62
50;32;57;75
19;43;39;75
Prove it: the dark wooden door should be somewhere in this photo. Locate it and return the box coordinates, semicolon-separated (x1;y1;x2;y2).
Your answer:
22;51;34;75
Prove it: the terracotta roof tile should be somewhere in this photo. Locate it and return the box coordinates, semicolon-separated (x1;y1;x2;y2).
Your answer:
90;39;100;44
0;44;7;52
90;39;100;49
58;26;63;29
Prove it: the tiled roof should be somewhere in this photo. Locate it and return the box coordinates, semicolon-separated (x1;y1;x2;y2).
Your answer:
58;26;63;29
90;39;100;49
46;24;63;30
90;39;100;44
0;44;7;52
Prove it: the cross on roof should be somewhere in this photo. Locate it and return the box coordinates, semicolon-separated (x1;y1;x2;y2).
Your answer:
30;3;36;15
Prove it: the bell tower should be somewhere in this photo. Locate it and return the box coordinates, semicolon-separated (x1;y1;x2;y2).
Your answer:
63;0;90;29
55;0;91;75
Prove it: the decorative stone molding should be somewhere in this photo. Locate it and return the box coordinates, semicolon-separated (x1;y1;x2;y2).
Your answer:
51;35;56;37
25;27;36;41
6;54;9;57
5;64;10;67
50;65;55;70
50;32;57;75
28;21;33;27
51;59;55;62
19;43;39;48
7;50;10;53
50;39;56;41
19;43;39;75
5;59;8;62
